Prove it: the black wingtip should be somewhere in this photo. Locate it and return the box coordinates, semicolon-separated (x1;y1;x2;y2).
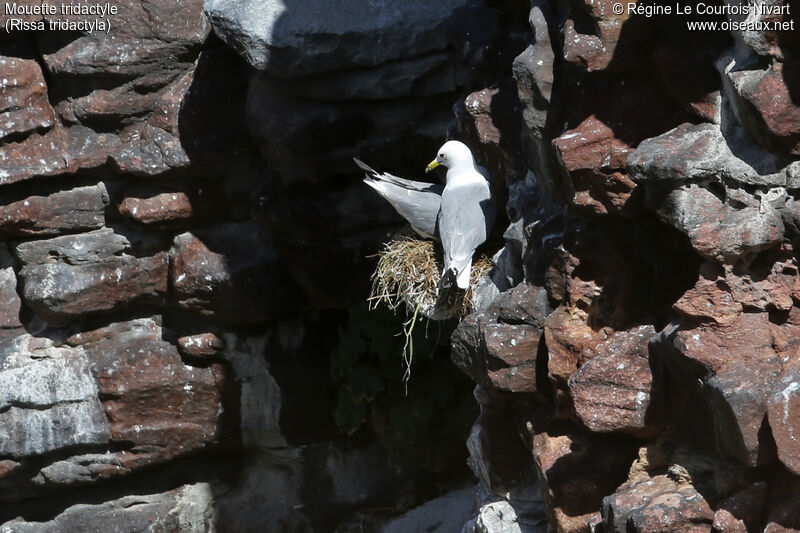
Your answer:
353;157;376;176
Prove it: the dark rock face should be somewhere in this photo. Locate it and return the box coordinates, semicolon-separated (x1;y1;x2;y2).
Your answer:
2;0;800;530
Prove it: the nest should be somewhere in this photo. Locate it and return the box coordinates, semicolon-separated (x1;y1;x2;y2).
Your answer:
369;236;493;320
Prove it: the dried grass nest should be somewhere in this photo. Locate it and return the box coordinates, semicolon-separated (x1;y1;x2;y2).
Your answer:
368;236;492;321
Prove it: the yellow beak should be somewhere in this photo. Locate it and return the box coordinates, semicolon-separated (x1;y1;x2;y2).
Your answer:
425;160;440;173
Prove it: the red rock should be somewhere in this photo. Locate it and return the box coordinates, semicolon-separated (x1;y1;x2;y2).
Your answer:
652;184;784;263
568;325;661;438
712;482;768;533
533;429;637;533
82;319;236;465
451;284;550;393
672;275;742;325
767;366;800;476
0;184;108;237
561;0;650;73
544;307;608;386
111;123;190;176
455;81;524;190
553;116;638;216
603;474;714;532
0;127;72;185
0;460;19;480
177;333;225;359
724;253;799;312
483;322;541;392
654;312;796;466
119;191;194;226
0;56;56;142
730;65;800;155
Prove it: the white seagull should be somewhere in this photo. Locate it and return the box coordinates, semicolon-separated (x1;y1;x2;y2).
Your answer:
426;140;494;289
356;140;494;290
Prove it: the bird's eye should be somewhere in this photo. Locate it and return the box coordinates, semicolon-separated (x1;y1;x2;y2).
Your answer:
439;153;446;159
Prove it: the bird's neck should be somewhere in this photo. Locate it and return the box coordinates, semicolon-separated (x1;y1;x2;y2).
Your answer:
445;163;482;185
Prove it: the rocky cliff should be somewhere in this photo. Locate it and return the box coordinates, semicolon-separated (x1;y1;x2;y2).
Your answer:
0;0;799;532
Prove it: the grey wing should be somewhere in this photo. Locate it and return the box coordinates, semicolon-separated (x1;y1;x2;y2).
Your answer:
438;181;493;264
356;158;443;239
355;158;443;193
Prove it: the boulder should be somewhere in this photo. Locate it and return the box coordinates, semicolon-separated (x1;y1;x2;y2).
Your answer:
451;284;550;393
552;115;638;216
118;191;195;227
561;0;650;73
204;0;472;76
728;65;800;155
80;319;236;469
602;474;714;533
16;228;168;324
568;325;662;438
651;184;784;263
628;122;793;187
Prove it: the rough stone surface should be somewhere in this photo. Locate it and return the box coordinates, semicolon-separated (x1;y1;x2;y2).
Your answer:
729;65;800;155
118;191;195;227
80;318;235;469
0;336;111;458
204;0;472;75
553;115;637;216
628;122;793;187
568;325;661;438
452;284;550;393
0;56;56;143
653;184;784;263
602;474;714;533
0;184;108;237
0;484;213;533
19;249;168;325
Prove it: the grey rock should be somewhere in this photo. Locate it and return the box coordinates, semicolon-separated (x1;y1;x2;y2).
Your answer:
0;484;213;533
32;453;123;486
0;246;22;332
628;122;793;187
213;452;313;533
0;338;111;458
379;486;476;533
110;123;191;177
254;51;460;101
512;5;556;192
15;227;129;266
204;0;471;76
653;183;784;262
19;253;168;325
462;483;548;533
220;333;284;449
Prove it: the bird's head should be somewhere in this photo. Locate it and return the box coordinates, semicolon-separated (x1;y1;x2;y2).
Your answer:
425;140;474;173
